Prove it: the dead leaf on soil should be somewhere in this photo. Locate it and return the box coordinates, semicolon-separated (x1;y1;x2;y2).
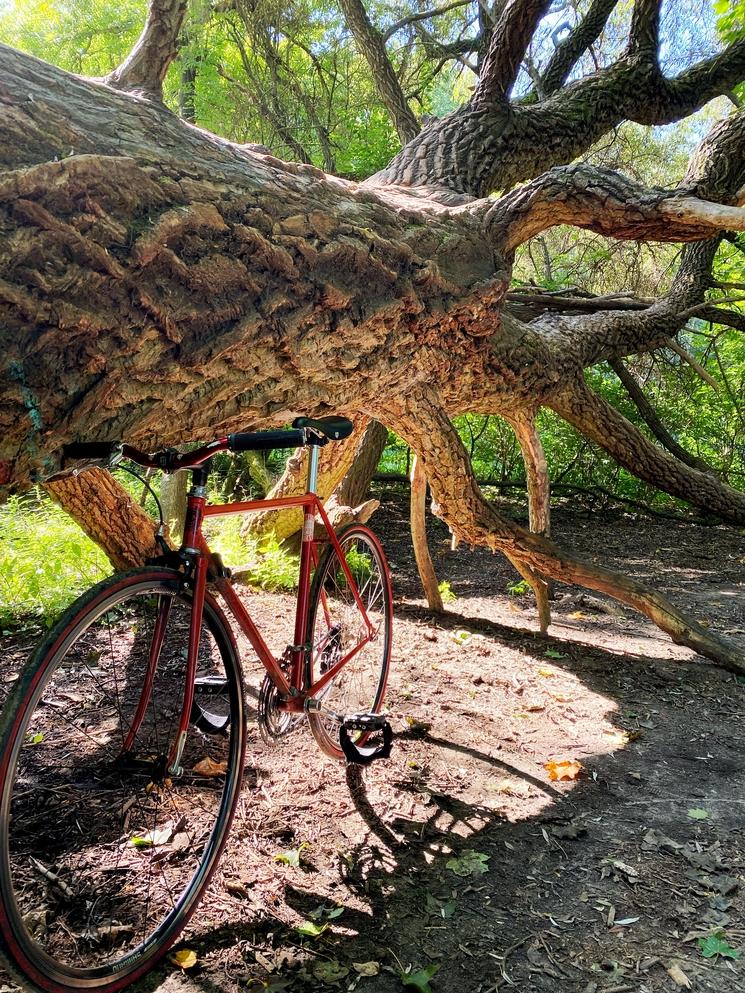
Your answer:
193;756;228;777
642;829;683;853
602;729;630;748
545;759;583;781
551;821;587;840
666;963;691;989
353;961;380;976
129;824;173;848
171;949;198;969
226;879;250;898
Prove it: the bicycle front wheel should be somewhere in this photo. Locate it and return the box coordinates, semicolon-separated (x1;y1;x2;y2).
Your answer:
0;569;245;993
305;526;392;760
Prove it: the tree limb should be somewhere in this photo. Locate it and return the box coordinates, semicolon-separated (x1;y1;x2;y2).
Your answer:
474;0;552;103
608;357;716;474
540;0;618;96
549;377;745;525
387;389;744;672
106;0;186;99
383;0;471;41
338;0;420;142
627;0;661;60
484;163;745;253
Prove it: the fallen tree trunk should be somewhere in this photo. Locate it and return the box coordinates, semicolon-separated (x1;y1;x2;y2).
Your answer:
1;36;744;670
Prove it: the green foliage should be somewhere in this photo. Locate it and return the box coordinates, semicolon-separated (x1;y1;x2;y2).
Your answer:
203;516;299;591
396;963;440;993
445;849;490;876
0;492;109;629
506;580;531;597
437;580;456;604
699;932;741;960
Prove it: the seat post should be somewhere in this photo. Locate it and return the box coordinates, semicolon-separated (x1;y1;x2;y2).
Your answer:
307;444;320;494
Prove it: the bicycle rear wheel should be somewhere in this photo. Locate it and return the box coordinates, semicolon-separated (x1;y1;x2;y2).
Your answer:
0;569;245;993
305;526;392;760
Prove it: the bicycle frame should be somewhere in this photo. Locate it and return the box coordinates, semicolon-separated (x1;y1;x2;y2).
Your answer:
127;446;379;774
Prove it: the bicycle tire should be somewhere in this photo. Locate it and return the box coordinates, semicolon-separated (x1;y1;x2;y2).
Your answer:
0;568;245;993
305;526;392;760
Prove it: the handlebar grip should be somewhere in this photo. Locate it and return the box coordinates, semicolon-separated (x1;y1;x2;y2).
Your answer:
227;429;305;452
63;442;121;462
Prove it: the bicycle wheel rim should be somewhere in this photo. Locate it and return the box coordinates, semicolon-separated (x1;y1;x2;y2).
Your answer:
306;527;392;759
0;572;245;992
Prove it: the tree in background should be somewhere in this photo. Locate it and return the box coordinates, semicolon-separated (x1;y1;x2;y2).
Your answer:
1;0;745;669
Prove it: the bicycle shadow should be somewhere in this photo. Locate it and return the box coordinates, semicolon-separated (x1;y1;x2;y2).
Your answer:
159;612;745;993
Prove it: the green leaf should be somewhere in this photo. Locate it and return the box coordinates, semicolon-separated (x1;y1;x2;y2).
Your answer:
398;964;440;992
437;580;457;603
446;849;490;876
309;903;344;920
440;899;457;919
544;649;567;660
687;808;709;820
273;843;307;868
699;934;741;960
295;920;328;938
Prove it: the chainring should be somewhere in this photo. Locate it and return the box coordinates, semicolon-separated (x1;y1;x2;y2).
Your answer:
257;663;304;744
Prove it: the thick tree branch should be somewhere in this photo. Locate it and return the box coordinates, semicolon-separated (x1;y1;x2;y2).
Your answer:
484;163;745;253
374;39;745;195
541;0;618;96
106;0;186;99
474;0;551;103
338;0;420;142
608;357;716;474
387;390;744;672
627;0;661;60
550;377;745;525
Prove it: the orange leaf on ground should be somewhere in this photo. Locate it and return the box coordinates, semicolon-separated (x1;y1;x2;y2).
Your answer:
193;757;228;777
545;759;583;781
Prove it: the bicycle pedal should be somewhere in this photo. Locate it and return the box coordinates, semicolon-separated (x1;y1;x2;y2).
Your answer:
339;715;393;765
341;712;387;733
194;675;229;695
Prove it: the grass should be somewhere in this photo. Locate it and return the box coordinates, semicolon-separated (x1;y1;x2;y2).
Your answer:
0;489;300;631
0;492;110;629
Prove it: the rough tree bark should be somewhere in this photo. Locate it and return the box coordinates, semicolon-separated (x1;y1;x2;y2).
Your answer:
45;469;160;570
410;455;444;611
1;0;745;670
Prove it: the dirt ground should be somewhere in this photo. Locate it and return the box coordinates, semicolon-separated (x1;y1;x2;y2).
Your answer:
2;490;745;993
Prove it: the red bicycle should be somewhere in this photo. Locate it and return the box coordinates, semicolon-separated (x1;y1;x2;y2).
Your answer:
0;416;393;993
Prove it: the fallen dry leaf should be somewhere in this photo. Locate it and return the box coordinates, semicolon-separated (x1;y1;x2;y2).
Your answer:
545;759;583;781
666;963;691;988
171;949;198;969
353;961;380;977
193;757;228;777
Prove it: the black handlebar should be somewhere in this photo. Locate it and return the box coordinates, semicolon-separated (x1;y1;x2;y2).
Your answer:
62;441;122;461
227;429;305;452
62;416;354;472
